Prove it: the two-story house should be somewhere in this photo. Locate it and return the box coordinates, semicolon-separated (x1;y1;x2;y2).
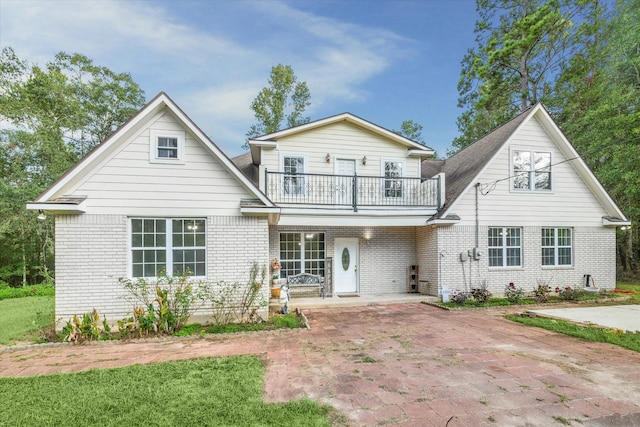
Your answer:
28;93;629;323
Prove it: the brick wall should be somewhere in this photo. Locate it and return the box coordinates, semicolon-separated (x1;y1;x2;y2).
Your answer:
270;225;417;295
427;225;616;296
54;214;269;325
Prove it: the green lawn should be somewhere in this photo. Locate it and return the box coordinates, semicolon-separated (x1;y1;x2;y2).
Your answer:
0;295;54;345
0;356;333;426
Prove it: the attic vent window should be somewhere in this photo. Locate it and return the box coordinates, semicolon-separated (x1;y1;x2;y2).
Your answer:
149;130;185;164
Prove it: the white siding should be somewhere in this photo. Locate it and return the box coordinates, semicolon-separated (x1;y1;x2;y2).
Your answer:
452;118;609;228
262;121;422;178
72;110;252;216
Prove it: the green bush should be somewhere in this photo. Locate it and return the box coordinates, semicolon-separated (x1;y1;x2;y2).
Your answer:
63;309;111;344
555;286;582;301
0;284;55;300
533;280;552;303
504;282;525;304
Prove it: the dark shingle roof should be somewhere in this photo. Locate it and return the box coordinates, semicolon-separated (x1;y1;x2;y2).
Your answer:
231;152;259;186
428;107;533;218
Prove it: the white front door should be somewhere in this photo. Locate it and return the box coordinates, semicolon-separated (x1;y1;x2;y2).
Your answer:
334;238;358;293
335;159;356;205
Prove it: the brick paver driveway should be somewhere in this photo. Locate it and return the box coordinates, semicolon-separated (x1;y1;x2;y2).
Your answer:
2;303;640;426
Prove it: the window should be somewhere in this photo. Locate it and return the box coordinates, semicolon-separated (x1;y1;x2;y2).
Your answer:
149;130;185;164
157;137;178;158
542;228;572;266
279;232;325;278
131;218;205;278
283;156;305;196
488;227;522;267
384;161;403;198
513;150;551;190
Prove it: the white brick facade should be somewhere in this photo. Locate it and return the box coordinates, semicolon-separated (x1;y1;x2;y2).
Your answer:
270;225;417;295
55;214;269;325
420;225;616;297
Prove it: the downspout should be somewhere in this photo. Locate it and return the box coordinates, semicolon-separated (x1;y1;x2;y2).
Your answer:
475;183;480;249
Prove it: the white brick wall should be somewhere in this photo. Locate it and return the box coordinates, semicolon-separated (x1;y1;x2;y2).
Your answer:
419;225;616;296
55;214;269;325
270;225;416;295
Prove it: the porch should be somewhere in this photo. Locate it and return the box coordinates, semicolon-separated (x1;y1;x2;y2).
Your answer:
264;171;442;210
269;293;438;314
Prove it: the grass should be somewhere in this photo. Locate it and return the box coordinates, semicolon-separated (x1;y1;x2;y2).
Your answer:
0;295;54;345
0;283;55;300
0;356;334;426
507;314;640;352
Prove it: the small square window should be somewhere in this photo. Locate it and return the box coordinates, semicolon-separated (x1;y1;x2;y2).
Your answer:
150;130;185;164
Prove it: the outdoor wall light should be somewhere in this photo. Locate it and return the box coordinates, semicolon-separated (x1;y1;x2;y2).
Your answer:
37;210;46;221
362;156;367;165
325;153;331;163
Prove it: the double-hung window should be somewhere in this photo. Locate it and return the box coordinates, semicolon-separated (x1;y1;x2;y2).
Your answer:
513;150;551;191
488;227;522;267
279;232;325;278
542;228;572;266
282;156;305;196
384;161;403;198
149;130;185;164
131;218;206;278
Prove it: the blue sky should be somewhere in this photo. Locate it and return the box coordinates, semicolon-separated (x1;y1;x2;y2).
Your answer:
0;0;478;157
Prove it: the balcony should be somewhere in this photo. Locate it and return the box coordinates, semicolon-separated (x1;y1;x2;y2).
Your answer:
265;171;441;211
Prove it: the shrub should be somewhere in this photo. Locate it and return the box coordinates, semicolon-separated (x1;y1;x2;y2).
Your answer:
0;283;55;300
471;280;492;303
451;290;469;305
209;262;268;326
533;279;553;303
555;286;582;301
63;309;111;344
119;270;209;335
504;282;524;304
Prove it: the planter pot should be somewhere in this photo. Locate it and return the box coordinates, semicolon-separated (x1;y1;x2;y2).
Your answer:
271;287;281;298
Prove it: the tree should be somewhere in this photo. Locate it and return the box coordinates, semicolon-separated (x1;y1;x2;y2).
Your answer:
551;0;640;273
393;119;426;145
244;64;311;149
0;47;145;286
453;0;593;152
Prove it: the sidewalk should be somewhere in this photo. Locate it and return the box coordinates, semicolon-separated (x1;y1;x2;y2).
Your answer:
2;303;640;426
530;305;640;332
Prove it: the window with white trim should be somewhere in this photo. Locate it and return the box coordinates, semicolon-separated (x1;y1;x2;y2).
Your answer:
282;156;305;196
279;232;325;278
513;150;551;190
131;218;206;278
488;227;522;267
384;161;403;198
542;228;572;266
149;130;185;164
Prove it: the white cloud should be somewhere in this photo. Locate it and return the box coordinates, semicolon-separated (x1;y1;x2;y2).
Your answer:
0;0;415;153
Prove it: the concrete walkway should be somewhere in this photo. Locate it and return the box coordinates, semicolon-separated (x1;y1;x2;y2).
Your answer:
530;305;640;332
2;303;640;426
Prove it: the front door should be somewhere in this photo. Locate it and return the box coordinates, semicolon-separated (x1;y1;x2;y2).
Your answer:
334;238;358;293
335;159;356;205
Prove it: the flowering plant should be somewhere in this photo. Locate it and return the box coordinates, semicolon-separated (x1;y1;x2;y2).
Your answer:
271;259;281;271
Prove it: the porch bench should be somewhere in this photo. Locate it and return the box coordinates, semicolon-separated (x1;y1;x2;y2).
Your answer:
287;273;325;299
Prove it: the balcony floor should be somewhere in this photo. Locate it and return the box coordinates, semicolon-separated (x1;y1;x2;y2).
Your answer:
269;292;438;314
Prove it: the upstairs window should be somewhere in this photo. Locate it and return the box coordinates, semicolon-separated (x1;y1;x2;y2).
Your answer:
150;130;185;164
384;160;403;198
282;155;305;196
513;150;551;191
542;228;572;266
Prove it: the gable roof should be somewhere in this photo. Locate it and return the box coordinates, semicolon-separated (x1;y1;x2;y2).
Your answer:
430;104;628;223
247;112;435;165
28;92;274;210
